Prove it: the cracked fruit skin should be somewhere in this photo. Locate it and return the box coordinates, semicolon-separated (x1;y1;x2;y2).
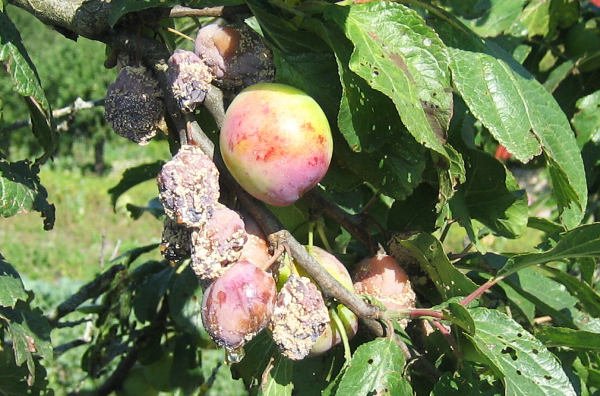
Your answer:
220;83;333;206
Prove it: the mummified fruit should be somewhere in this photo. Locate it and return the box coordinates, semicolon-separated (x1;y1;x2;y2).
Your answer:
194;23;274;96
220;83;333;206
160;217;191;261
105;65;166;145
353;253;416;329
190;203;247;280
201;260;277;351
166;49;214;112
157;145;220;227
269;275;330;360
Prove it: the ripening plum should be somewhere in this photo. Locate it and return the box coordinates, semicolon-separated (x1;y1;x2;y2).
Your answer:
238;214;272;270
220;83;333;206
201;260;277;351
353;253;416;329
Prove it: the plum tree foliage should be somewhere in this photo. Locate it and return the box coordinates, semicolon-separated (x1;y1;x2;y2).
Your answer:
2;0;600;395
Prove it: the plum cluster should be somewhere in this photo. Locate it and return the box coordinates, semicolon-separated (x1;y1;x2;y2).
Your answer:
157;146;415;358
104;22;275;144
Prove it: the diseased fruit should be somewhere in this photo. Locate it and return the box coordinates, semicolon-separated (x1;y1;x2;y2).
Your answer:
194;23;275;96
220;83;333;206
309;304;358;357
160;217;192;261
166;49;214;112
105;65;166;145
277;246;358;357
201;260;277;351
190;203;247;280
269;275;330;360
353;253;416;329
238;214;272;270
157;145;220;227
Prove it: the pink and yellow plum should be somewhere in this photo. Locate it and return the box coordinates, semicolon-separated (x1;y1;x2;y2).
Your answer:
220;83;333;207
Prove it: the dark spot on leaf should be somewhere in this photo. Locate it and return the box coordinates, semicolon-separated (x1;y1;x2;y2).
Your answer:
516;370;522;375
367;358;374;364
501;346;518;361
532;348;539;354
544;375;552;380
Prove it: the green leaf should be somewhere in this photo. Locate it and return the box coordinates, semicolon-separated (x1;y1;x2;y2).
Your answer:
326;2;452;162
442;0;525;37
534;265;600;318
430;12;586;228
108;0;177;27
257;354;293;396
467;308;576;396
108;161;164;208
454;149;529;239
0;258;28;308
518;0;579;38
0;159;55;230
433;363;503;395
573;90;600;147
168;266;207;340
133;266;175;323
0;306;52;384
445;302;475;334
497;223;600;279
501;267;578;327
0;11;56;155
335;337;411;395
388;182;439;233
536;327;600;349
395;233;478;301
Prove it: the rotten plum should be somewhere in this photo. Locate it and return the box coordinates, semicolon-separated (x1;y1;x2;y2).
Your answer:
166;49;214;112
201;260;277;351
160;217;191;261
190;203;247;280
105;65;166;145
353;253;416;329
157;145;220;227
269;275;330;360
194;23;274;96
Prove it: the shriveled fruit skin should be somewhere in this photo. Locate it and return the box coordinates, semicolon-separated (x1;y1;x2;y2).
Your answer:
353;253;416;329
160;217;191;261
269;275;330;360
190;203;247;280
105;65;165;145
220;83;333;206
166;49;213;112
295;247;359;356
194;23;274;95
201;260;276;351
157;145;220;227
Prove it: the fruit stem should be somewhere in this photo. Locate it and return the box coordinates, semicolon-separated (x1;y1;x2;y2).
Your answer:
330;306;352;362
316;220;333;253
